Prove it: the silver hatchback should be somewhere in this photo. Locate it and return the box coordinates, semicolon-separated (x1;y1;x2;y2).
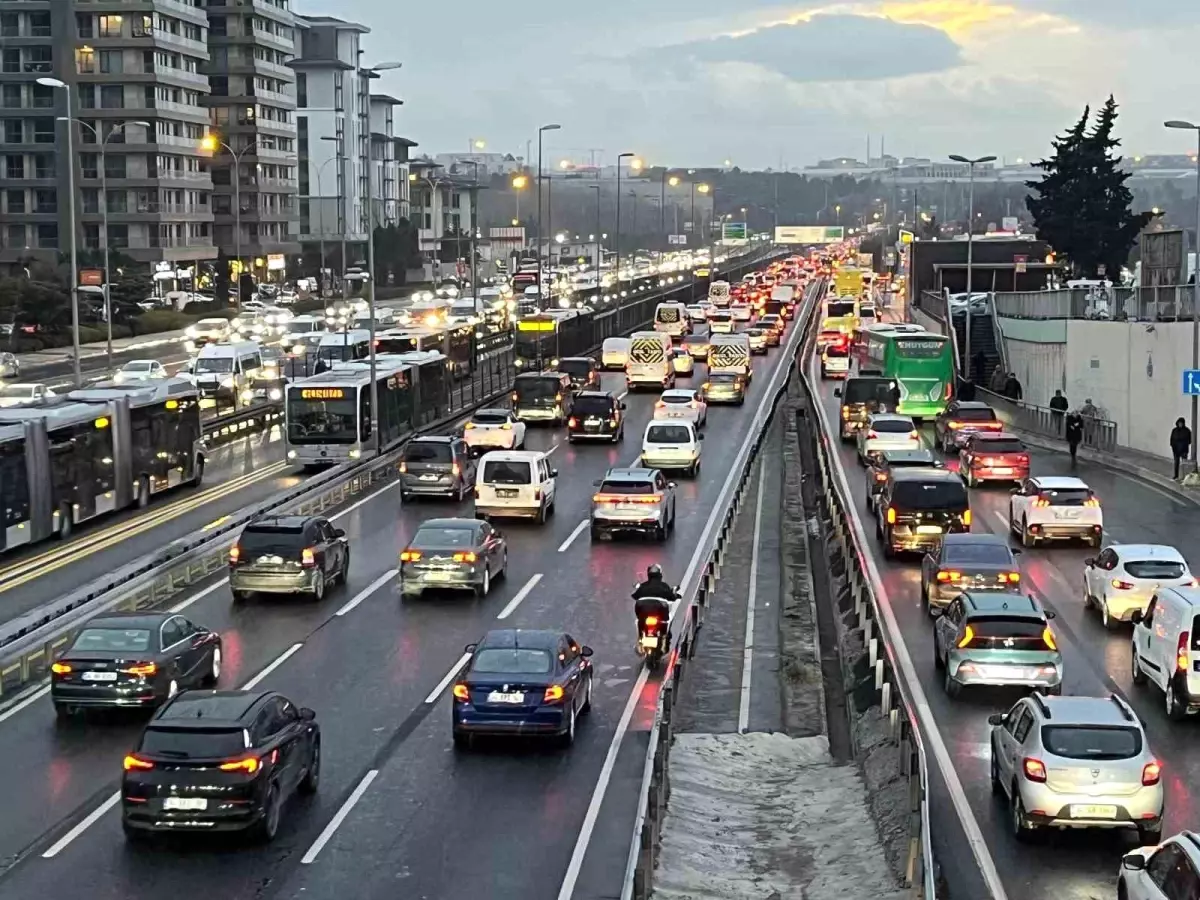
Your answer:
989;693;1163;844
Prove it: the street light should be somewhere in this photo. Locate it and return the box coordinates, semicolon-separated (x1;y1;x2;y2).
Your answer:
38;77;82;387
616;152;635;327
1165;120;1200;470
511;173;528;223
536;124;561;299
316;134;349;307
63;117;150;369
457;158;482;306
201;132;262;308
661;171;680;254
948;153;997;380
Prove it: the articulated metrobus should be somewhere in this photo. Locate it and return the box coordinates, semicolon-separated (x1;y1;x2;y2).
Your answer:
376;324;475;378
861;331;954;419
513;309;595;370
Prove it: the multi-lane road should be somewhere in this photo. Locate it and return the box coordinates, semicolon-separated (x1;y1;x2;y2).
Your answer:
0;313;799;900
809;351;1200;899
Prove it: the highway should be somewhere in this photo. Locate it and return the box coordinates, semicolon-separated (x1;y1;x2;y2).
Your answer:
0;309;800;899
808;350;1200;900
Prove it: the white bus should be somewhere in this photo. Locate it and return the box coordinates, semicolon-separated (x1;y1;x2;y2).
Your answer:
707;334;752;379
653;302;689;339
625;331;675;391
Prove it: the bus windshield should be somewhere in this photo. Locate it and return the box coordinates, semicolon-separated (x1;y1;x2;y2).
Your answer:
287;390;359;444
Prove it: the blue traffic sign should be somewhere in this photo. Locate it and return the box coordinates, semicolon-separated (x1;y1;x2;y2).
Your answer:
1183;369;1200;395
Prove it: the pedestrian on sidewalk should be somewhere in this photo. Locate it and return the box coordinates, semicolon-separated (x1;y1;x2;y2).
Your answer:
1003;371;1023;401
988;366;1007;394
1170;417;1192;479
1065;410;1084;466
972;349;987;385
1049;389;1068;434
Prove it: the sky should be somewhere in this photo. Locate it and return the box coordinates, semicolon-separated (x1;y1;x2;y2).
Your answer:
296;0;1200;171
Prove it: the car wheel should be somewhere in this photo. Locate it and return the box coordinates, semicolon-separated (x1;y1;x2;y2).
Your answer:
1082;582;1094;610
933;638;944;670
590;524;604;542
882;529;895;559
1132;646;1147;685
536;503;547;525
338;550;350;585
232;589;251;604
654;523;667;542
942;665;960;698
1100;598;1117;631
580;675;593;714
1011;791;1034;842
498;551;508;580
1166;679;1187;721
255;784;282;843
559;705;577;748
475;567;491;599
298;738;321;795
311;571;326;602
1021;518;1036;548
1091;530;1104;548
990;743;1003;796
203;647;222;686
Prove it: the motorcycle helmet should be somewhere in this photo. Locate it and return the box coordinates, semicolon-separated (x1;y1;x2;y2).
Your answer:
647;563;663;579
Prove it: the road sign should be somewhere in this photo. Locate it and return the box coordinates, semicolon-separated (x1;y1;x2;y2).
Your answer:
1014;254;1028;274
79;269;104;287
723;222;748;242
898;230;914;244
667;234;687;246
773;225;842;244
1183;370;1200;396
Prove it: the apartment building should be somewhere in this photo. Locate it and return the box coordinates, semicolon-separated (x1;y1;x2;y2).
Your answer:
0;0;216;265
202;0;300;266
369;92;413;228
409;158;478;263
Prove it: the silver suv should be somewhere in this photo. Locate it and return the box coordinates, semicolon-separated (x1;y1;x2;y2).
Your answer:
989;693;1163;844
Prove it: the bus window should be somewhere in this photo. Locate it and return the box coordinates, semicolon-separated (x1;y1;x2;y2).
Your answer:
0;437;29;529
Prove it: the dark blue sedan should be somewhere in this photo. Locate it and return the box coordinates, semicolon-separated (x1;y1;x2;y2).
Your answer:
452;629;593;749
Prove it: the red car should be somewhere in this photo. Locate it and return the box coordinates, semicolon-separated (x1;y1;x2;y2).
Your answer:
958;432;1030;486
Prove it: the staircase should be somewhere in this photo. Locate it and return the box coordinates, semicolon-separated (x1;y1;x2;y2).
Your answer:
952;312;1003;386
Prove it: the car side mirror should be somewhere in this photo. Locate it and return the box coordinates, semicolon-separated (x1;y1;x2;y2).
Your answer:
1122;852;1148;872
333;528;346;538
987;713;1005;726
1084;557;1095;567
581;646;594;658
550;468;558;478
833;388;842;397
697;433;705;440
1130;610;1144;625
1044;610;1057;620
464;642;477;654
299;707;316;721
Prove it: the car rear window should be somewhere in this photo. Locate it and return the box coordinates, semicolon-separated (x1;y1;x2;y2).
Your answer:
140;727;248;759
1124;560;1187;579
975;439;1025;453
1039;487;1092;506
482;460;532;484
954;407;997;422
843;379;892;405
558;359;591;376
599;480;654;495
943;543;1013;566
872;419;915;434
662;394;693;405
404;442;451;462
964;616;1046;645
239;527;305;556
656;307;681;323
72;627;152;653
647;424;693;443
471;411;510;425
472;648;552;675
710;373;738;384
414;526;477;547
890;480;968;510
1041;726;1142;760
571;396;614;415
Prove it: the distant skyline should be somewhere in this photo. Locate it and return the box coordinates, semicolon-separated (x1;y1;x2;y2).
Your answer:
305;0;1200;170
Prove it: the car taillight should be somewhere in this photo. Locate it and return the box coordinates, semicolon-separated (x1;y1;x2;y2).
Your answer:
962;509;972;526
301;547;316;568
1111;579;1135;590
908;430;918;439
400;550;422;562
841;407;851;419
219;756;261;774
1042;627;1058;651
1142;761;1162;786
644;615;659;629
948;421;962;430
464;422;475;430
1034;496;1050;507
452;683;469;701
999;572;1021;584
690;401;698;409
511;392;519;403
1178;632;1189;671
568;417;578;428
51;662;71;674
608;418;618;427
123;755;154;771
886;507;896;524
501;423;512;431
453;551;477;563
1016;455;1029;464
956;625;975;648
1022;757;1047;783
229;544;241;564
655;401;665;408
936;570;961;583
534;489;542;501
121;663;157;677
1084;497;1100;508
703;382;711;391
543;685;565;703
399;462;408;473
874;472;887;482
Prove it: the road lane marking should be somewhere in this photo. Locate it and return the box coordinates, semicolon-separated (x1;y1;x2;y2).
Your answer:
424;652;472;703
547;440;563;456
335;569;398;617
496;573;543;620
332;480;397;520
300;769;379;864
41;791;120;858
169;579;228;613
989;510;1010;535
557;520;589;552
241;642;303;691
616;390;628;401
0;683;50;724
737;461;767;734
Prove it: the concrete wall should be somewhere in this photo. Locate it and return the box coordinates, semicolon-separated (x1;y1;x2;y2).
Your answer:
997;317;1066;407
1064;320;1193;459
911;306;944;335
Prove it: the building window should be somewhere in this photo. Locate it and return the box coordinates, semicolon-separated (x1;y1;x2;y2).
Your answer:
1;85;20;109
104;155;126;180
33;119;54;144
3;121;23;145
100;85;124;109
31;84;54;109
132;14;152;37
5;190;24;214
98;15;123;38
77;14;94;38
0;14;17;38
34;189;56;213
33;154;53;178
99;50;123;74
106;190;127;213
80;155;99;179
334;71;343;112
27;45;52;73
1;49;19;73
76;47;96;74
81;189;99;214
29;12;51;37
83;223;100;250
106;224;128;249
36;224;58;249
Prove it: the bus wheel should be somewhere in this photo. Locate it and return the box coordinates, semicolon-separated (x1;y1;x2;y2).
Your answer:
191;457;205;487
58;506;73;540
137;476;151;509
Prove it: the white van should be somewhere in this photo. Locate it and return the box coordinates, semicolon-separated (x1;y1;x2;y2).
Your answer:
626;331;675;391
641;420;703;477
653;302;689;339
602;337;631;370
192;340;263;409
708;333;752;380
473;450;558;524
708;281;732;308
1131;585;1200;718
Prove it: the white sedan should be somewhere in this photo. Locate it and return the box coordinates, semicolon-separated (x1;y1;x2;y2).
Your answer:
730;303;752;322
114;359;168;383
0;383;54;407
1084;544;1193;629
686;305;707;323
653;388;707;427
463;408;526;453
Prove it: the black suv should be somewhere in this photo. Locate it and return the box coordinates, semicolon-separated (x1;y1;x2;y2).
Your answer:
556;356;600;392
121;689;320;842
567;390;626;442
864;448;940;512
875;468;971;558
229;515;349;603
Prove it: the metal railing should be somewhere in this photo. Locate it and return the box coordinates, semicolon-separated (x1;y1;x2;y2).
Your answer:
975;387;1118;453
985;285;1198;323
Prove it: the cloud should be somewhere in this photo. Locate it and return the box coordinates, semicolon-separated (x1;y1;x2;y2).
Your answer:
645;13;964;83
1027;0;1200;28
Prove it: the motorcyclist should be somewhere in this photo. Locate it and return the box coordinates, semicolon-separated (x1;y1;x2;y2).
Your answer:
633;564;675;632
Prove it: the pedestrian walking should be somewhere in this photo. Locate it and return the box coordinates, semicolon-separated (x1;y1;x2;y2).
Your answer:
1065;410;1084;467
1003;371;1023;401
887;380;901;413
1049;389;1068;434
1170;417;1192;479
988;366;1007;394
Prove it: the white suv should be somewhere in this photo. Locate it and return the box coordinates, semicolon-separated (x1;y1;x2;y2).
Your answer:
641;420;703;477
1084;544;1193;630
1008;476;1103;548
1119;831;1200;899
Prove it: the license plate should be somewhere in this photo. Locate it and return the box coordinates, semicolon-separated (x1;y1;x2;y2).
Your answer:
487;691;524;704
1054;509;1081;519
666;411;685;418
257;555;283;565
917;525;943;535
425;572;452;583
991;468;1012;475
497;489;518;498
419;474;439;481
585;418;600;425
1070;804;1116;819
82;671;117;682
639;635;660;649
163;797;208;811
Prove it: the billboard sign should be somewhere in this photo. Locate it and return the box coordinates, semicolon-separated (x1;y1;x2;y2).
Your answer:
774;225;844;245
1140;229;1185;289
722;222;748;241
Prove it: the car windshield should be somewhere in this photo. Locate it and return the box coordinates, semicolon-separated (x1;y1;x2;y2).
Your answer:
891;480;968;510
472;648;552;675
558;359;591;377
600;479;654;494
240;527;305;556
413;527;476;547
195;357;233;374
571;396;614;416
1124;559;1187;579
943;543;1012;566
471;411;510;425
1041;726;1142;761
647;425;692;443
140;727;247;760
872;419;914;434
404;442;452;462
954;407;997;422
483;460;532;484
975;439;1025;453
0;386;34;398
72;627;152;653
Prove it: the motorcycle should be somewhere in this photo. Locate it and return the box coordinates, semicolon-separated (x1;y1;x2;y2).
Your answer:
633;585;679;671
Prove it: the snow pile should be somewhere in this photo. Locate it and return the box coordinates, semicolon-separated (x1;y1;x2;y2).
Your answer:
652;732;908;900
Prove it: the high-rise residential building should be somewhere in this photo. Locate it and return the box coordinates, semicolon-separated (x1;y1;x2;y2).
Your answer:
202;0;300;271
0;0;216;266
368;93;414;227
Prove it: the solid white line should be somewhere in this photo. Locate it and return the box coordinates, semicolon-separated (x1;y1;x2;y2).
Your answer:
424;652;472;703
547;441;563;456
300;769;379;864
0;683;50;724
616;390;628;401
808;354;1010;900
496;573;543;620
737;462;767;734
169;578;228;613
557;520;589;553
41;790;120;858
990;510;1010;535
241;642;303;691
332;480;397;520
335;568;397;616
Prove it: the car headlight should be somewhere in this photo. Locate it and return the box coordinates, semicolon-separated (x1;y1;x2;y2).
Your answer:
185;327;197;338
268;388;282;401
220;377;235;388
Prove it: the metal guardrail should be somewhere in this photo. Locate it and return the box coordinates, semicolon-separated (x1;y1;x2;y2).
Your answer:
201;401;283;446
975;387;1118;453
0;248;778;700
799;289;936;898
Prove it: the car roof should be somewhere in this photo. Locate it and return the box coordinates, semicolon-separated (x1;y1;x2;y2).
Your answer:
471;408;512;417
868;413;914;424
575;390;614;400
941;533;1011;550
477;628;560;650
479;449;547;461
153;689;273;726
1030;694;1139;728
604;467;656;482
661;388;695;397
86;613;169;630
559;356;591;363
416;517;480;529
951;401;994;411
971;431;1020;442
1032;476;1089;490
962;592;1043;617
1109;544;1187;561
245;514;313;531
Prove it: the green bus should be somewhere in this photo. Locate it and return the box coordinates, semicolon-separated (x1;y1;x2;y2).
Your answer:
862;331;954;419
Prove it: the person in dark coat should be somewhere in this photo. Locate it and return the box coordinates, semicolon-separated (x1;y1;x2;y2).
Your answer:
1170;417;1192;479
887;380;901;413
972;349;987;385
1049;390;1068;433
1064;411;1084;466
988;366;1007;393
1003;372;1023;401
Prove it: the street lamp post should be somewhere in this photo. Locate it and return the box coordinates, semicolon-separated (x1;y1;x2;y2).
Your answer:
458;159;481;306
949;154;997;381
510;173;527;225
64;118;150;370
535;124;561;301
615;152;635;331
201;133;261;308
317;135;350;308
660;171;680;255
38;78;82;387
310;155;338;294
1165;121;1200;470
588;184;601;276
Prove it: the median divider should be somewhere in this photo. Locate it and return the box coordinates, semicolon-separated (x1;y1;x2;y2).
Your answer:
201;401;284;448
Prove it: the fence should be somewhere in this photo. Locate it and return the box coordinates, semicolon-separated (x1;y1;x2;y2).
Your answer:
975;387;1118;453
979;285;1198;323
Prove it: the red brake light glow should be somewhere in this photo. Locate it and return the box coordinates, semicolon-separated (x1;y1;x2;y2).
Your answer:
1022;757;1048;782
453;551;477;563
219;756;261;774
452;683;469;701
51;662;72;674
568;417;578;428
643;616;659;628
1142;761;1162;786
229;545;241;564
1111;579;1135;591
123;755;154;771
451;462;461;477
1177;632;1189;671
936;570;961;583
121;663;158;677
301;547;316;568
543;685;565;703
